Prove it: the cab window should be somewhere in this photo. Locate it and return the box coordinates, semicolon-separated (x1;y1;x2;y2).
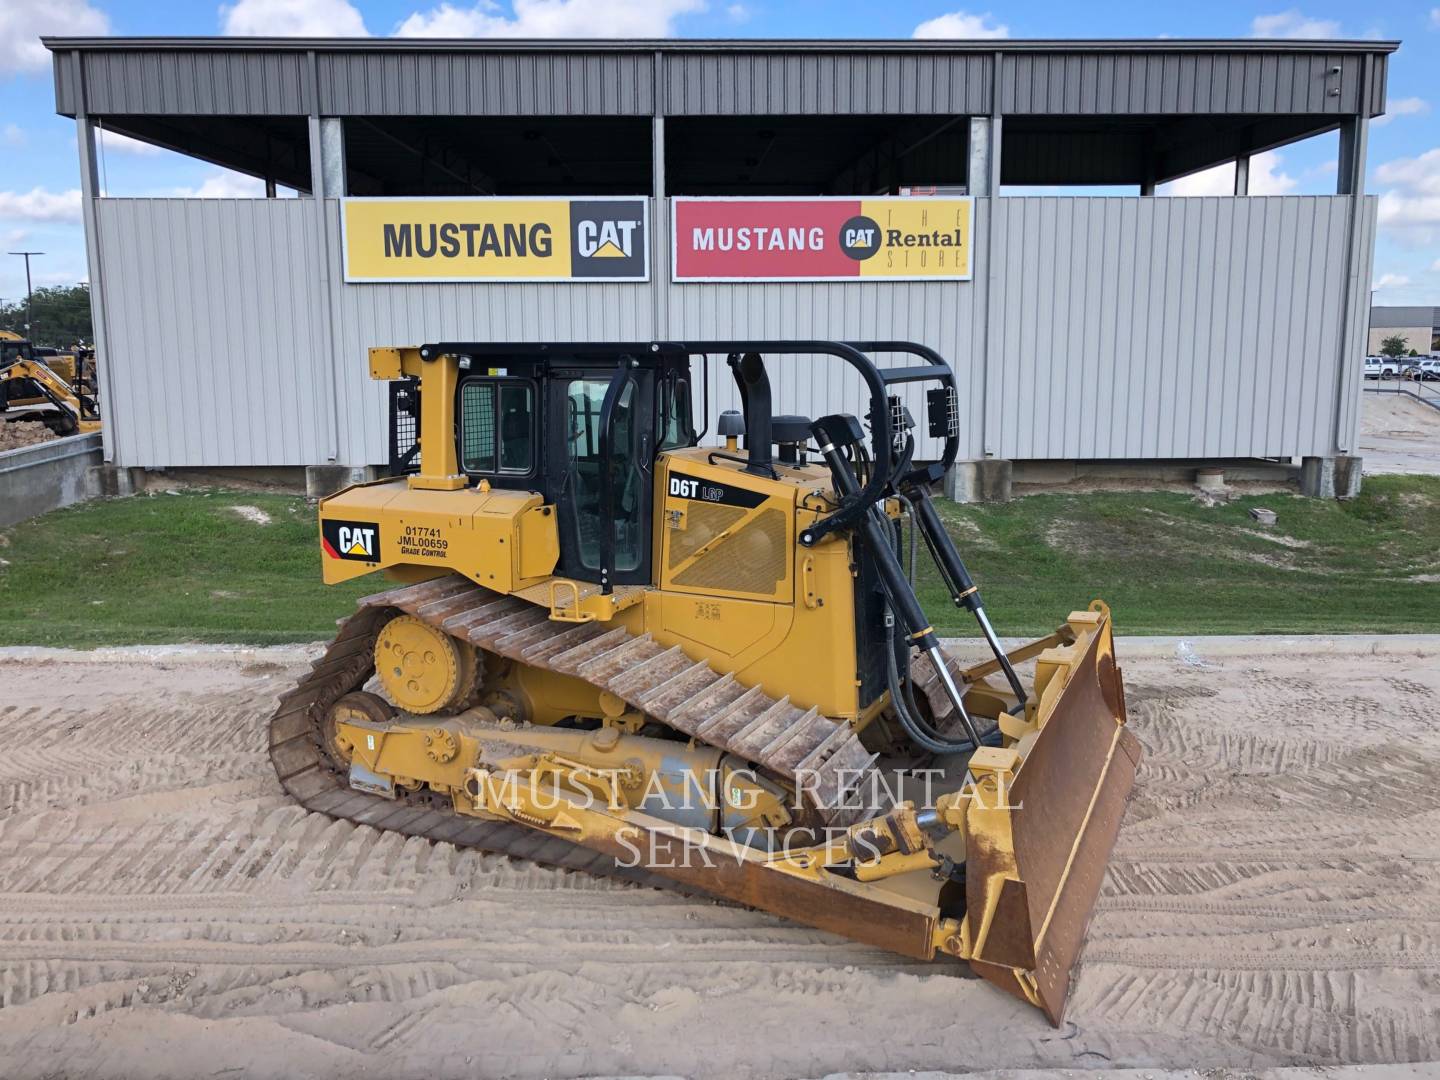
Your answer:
659;375;694;450
460;379;534;474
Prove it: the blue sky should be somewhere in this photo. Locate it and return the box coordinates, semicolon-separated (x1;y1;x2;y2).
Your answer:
1;0;1437;306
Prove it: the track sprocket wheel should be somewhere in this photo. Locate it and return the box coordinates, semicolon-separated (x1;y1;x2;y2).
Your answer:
373;613;484;715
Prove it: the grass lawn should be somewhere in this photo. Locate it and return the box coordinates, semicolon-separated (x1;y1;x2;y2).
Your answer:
0;491;374;646
922;475;1440;636
0;478;1437;647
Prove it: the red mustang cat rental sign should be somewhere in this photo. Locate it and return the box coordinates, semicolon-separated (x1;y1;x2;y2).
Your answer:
671;196;973;282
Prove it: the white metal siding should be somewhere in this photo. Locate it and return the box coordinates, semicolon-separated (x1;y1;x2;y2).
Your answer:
987;195;1375;460
95;199;330;466
94;194;1375;469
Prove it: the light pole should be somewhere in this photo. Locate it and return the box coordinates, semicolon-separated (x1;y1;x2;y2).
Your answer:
8;251;43;339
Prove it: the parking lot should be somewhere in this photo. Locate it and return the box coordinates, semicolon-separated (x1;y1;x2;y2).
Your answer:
1359;389;1440;476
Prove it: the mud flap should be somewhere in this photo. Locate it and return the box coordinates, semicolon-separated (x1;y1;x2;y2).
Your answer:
965;607;1142;1024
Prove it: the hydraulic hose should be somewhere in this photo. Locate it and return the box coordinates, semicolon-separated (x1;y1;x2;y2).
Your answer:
883;611;985;755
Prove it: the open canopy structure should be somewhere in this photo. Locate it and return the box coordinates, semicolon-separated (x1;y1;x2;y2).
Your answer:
47;37;1397;197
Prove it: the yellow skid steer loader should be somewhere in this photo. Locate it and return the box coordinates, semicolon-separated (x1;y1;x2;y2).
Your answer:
272;340;1139;1023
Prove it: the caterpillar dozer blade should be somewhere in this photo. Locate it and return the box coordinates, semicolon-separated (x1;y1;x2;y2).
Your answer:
962;604;1140;1020
272;339;1140;1025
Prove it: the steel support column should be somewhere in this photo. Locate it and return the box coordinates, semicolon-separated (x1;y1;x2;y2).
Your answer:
651;51;668;339
307;48;342;464
1331;55;1372;458
72;52;117;464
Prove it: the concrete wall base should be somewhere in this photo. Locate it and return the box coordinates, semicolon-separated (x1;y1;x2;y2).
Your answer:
1333;455;1363;499
305;464;379;500
1012;457;1298;487
0;434;104;528
142;465;311;493
1298;456;1362;499
945;459;1013;503
1300;455;1364;499
86;464;147;498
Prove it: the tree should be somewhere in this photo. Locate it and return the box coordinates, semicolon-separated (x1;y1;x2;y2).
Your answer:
0;284;93;348
1379;334;1409;359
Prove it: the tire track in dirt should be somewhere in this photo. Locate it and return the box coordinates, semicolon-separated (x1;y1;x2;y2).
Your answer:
0;649;1437;1078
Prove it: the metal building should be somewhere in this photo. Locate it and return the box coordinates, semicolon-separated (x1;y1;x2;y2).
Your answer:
1369;307;1440;357
46;36;1396;495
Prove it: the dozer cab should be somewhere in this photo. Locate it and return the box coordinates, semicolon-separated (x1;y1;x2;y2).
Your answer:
273;340;1139;1023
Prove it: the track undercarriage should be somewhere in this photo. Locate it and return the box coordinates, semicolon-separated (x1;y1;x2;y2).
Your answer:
270;573;1139;1023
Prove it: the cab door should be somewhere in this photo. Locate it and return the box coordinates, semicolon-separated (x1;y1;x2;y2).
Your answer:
547;364;654;589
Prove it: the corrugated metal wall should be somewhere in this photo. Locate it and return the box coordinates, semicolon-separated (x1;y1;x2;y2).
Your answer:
999;51;1368;115
987;195;1376;460
95;199;331;466
55;44;1387;120
316;51;655;116
664;52;992;115
94;194;1374;468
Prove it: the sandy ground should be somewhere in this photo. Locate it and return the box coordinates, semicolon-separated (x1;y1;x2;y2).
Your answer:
0;641;1438;1079
1359;391;1440;475
0;418;58;452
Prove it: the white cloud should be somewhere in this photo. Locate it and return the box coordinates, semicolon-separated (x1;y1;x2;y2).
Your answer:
1373;272;1411;289
1431;7;1440;29
170;171;268;198
1432;257;1440;272
0;187;83;223
725;2;748;21
1372;97;1430;126
395;0;704;37
0;0;109;73
221;0;368;36
1163;165;1234;196
1251;10;1342;38
912;10;1009;39
3;229;29;247
3;125;25;148
1160;150;1297;196
1374;147;1440;246
98;130;163;156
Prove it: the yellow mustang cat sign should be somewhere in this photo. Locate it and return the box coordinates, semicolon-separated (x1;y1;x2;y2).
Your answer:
342;197;649;283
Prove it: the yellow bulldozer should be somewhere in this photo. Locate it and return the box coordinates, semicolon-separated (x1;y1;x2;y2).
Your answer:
274;340;1139;1023
0;330;101;435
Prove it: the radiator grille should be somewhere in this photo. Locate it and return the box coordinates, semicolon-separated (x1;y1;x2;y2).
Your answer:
672;507;788;596
667;501;746;568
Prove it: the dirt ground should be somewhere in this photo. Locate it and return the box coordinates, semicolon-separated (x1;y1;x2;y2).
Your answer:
1359;391;1440;475
0;642;1438;1079
0;419;57;452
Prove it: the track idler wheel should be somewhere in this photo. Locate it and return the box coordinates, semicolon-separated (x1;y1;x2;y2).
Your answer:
321;691;394;768
373;614;483;715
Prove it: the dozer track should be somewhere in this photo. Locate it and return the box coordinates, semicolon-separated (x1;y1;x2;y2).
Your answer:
269;574;884;883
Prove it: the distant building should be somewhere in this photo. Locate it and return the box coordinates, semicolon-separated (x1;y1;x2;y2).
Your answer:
1369;306;1440;356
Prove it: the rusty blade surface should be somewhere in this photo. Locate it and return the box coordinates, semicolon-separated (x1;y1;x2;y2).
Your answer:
972;614;1142;1024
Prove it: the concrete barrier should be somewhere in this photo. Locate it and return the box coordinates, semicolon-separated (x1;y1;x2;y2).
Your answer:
0;433;104;528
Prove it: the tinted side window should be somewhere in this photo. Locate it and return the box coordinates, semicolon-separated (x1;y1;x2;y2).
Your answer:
460;380;534;475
